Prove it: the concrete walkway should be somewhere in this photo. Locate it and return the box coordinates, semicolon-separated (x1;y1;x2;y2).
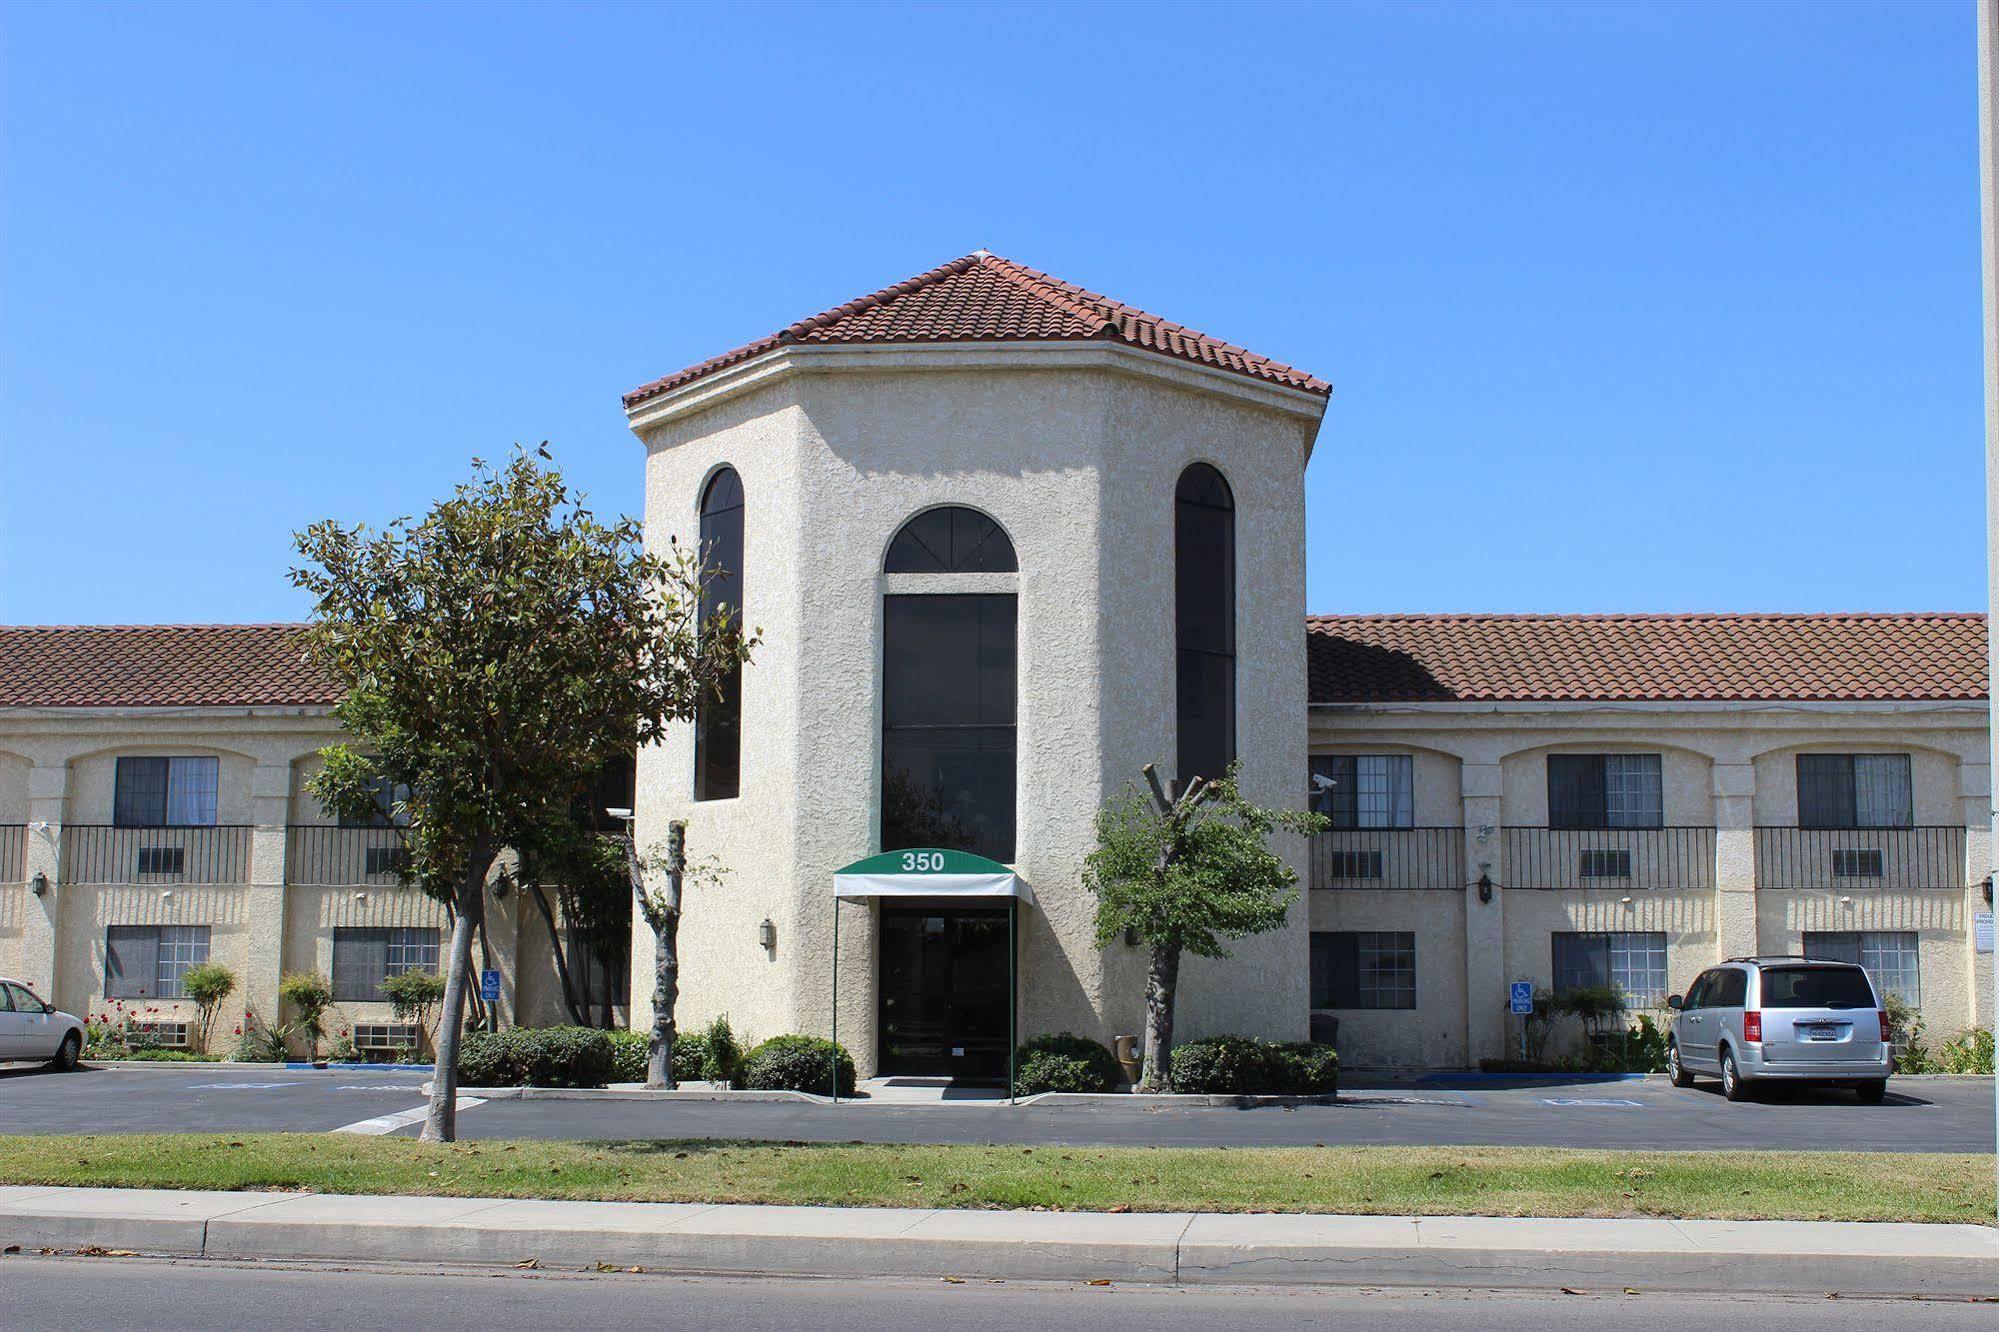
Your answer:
1;1186;1991;1297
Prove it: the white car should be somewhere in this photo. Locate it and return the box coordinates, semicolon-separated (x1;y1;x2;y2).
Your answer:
0;977;84;1070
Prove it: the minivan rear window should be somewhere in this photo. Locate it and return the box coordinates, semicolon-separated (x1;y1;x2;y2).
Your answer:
1760;966;1875;1009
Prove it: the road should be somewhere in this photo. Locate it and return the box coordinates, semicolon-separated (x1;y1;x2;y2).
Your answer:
0;1064;1990;1151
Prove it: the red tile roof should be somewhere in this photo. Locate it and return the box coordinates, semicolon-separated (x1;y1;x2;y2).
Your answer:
1307;613;1990;704
0;625;336;709
623;252;1331;407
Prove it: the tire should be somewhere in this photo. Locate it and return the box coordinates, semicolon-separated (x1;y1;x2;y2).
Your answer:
1854;1079;1887;1104
1667;1040;1695;1087
1720;1047;1749;1102
46;1031;80;1072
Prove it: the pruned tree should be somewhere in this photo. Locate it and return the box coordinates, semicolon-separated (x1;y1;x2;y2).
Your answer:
1085;761;1327;1092
614;820;686;1088
291;445;754;1140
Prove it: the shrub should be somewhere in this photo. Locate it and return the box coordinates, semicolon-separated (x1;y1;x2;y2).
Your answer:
608;1028;710;1083
1013;1032;1122;1094
739;1034;855;1097
123;1048;215;1063
1934;1027;1995;1075
179;962;238;1054
456;1026;616;1088
700;1015;742;1085
234;1020;294;1063
1169;1035;1338;1095
278;972;335;1060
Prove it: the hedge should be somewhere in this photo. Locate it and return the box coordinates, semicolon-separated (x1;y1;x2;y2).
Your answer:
1013;1032;1123;1095
607;1028;711;1084
1169;1035;1338;1095
738;1035;855;1097
456;1026;616;1089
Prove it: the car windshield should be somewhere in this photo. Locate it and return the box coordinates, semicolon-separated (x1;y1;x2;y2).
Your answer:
1759;966;1874;1010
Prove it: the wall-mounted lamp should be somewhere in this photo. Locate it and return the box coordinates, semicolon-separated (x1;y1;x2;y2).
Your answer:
160;889;173;903
1838;895;1854;907
353;891;368;904
1477;871;1493;904
758;918;776;954
1983;875;1993;907
1619;895;1634;906
29;871;48;897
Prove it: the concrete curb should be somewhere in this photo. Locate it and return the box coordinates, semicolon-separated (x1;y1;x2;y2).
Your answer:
0;1187;1992;1297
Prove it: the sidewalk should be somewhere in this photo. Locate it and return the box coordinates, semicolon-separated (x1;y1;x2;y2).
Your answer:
1;1186;1991;1296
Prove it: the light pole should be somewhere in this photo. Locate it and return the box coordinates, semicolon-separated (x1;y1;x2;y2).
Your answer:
1978;0;1999;1226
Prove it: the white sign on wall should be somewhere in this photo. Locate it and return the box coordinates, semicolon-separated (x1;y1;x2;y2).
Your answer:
1975;911;1994;955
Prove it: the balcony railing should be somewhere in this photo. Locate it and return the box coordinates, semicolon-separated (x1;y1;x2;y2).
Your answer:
1504;826;1716;891
59;825;252;885
1754;826;1967;891
286;826;411;886
0;824;25;883
1310;827;1465;891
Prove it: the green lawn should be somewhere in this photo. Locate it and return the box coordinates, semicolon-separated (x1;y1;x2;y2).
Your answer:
0;1135;1990;1223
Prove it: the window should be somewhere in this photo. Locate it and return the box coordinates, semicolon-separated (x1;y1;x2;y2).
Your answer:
1709;967;1746;1008
1547;754;1662;829
884;506;1017;572
880;508;1018;864
695;467;745;801
1681;970;1715;1010
1760;963;1880;1009
1805;931;1919;1005
1310;755;1414;827
565;924;629;1028
332;927;441;1003
1174;464;1234;785
1552;931;1668;1007
105;925;211;999
1311;931;1416;1009
1797;754;1912;829
113;757;219;827
339;774;411;829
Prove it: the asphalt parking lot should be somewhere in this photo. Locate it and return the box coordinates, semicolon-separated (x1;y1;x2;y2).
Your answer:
0;1063;1989;1151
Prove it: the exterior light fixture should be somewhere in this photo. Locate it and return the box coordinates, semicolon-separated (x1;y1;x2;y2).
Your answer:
1477;871;1493;904
1619;895;1634;906
29;871;48;897
1983;875;1993;907
160;889;173;903
605;807;633;824
758;918;776;953
354;891;368;904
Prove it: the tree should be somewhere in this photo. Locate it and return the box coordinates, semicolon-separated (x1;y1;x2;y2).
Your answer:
179;962;237;1055
279;971;334;1061
616;820;687;1088
1084;762;1326;1092
291;446;753;1140
381;969;448;1055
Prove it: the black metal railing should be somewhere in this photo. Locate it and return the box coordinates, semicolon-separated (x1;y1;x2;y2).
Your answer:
285;826;410;886
1504;826;1716;891
0;824;25;882
59;825;252;885
1754;826;1966;891
1310;827;1465;891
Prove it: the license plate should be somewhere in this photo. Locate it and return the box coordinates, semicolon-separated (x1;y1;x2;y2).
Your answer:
1800;1024;1839;1040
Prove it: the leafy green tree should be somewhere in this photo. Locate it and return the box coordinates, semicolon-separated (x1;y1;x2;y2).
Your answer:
278;971;334;1061
178;961;237;1055
291;446;753;1139
381;969;449;1055
1085;762;1326;1092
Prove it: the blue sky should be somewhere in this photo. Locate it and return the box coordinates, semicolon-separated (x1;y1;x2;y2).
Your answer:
0;1;1984;623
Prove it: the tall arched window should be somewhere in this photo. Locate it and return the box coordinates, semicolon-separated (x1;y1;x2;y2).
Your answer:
881;506;1017;861
1175;463;1235;784
694;467;744;801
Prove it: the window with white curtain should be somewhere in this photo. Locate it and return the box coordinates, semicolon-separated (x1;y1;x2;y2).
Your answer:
1548;754;1662;829
113;756;220;828
1310;755;1414;828
1797;754;1913;829
1805;931;1920;1005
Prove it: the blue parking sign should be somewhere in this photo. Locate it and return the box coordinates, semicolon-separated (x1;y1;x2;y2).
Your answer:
1509;981;1534;1015
480;969;502;1002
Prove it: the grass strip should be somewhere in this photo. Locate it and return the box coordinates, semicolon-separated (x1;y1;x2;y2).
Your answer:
0;1136;1990;1224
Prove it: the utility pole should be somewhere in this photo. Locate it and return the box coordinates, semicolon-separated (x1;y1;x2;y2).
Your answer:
1977;0;1999;1229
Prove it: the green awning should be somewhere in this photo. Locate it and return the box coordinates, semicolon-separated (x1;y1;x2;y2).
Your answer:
832;848;1032;905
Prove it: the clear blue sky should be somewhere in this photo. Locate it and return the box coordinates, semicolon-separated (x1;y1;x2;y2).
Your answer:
1;1;1984;623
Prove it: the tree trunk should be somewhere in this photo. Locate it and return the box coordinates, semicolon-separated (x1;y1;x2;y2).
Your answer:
646;822;686;1088
423;853;489;1142
1137;941;1181;1093
526;880;587;1026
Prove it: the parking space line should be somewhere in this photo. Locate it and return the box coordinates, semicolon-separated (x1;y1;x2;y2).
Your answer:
333;1096;486;1135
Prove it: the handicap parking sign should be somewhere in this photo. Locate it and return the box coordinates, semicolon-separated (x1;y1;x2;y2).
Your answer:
1509;981;1534;1015
480;968;502;1001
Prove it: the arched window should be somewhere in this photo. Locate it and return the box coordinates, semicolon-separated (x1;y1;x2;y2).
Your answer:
1175;463;1234;784
694;467;744;801
880;507;1017;861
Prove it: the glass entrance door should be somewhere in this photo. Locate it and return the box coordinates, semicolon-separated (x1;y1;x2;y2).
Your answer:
878;906;1010;1080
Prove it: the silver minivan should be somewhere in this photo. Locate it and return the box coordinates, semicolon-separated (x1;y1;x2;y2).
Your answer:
1666;957;1891;1102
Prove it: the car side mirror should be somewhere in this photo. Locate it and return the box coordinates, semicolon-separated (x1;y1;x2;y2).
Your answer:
1666;995;1683;1011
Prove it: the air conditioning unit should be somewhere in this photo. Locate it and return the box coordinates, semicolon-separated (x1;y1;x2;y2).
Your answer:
129;1021;191;1049
353;1023;419;1053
